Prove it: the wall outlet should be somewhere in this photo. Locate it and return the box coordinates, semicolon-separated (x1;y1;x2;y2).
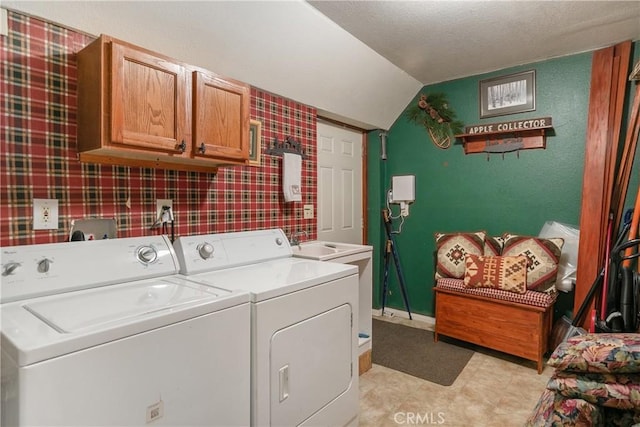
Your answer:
303;204;314;219
156;199;173;221
33;198;59;230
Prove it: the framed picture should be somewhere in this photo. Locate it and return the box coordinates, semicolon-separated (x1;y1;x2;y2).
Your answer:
479;70;536;118
248;119;261;167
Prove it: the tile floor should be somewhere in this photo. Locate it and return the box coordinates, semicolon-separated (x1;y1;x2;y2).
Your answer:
359;315;553;426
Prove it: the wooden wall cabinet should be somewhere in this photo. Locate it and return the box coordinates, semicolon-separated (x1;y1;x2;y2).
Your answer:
192;71;249;162
77;35;249;173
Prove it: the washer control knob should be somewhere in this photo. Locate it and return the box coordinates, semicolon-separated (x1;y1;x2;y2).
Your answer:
275;238;283;246
136;246;158;264
198;243;214;259
2;262;20;276
37;258;52;273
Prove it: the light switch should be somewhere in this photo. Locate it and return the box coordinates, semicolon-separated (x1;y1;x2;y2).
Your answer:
303;204;314;219
33;198;59;230
0;9;8;38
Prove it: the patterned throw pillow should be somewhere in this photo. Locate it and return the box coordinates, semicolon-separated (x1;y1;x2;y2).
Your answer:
524;388;605;427
484;235;504;256
548;334;640;374
502;234;564;293
434;231;485;279
548;371;640;410
463;254;528;294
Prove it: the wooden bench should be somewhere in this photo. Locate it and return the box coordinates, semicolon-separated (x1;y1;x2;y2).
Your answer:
434;278;556;374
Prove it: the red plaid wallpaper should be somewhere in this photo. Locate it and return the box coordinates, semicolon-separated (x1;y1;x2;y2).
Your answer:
0;11;317;247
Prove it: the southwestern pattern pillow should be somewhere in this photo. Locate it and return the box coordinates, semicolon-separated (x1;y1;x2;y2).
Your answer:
463;254;528;294
548;334;640;374
484;235;504;256
502;234;564;293
434;231;485;279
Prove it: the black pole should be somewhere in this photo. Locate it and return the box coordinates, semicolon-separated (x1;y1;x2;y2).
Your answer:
381;209;412;319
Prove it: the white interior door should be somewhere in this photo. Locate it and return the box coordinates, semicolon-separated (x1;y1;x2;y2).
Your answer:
317;122;363;244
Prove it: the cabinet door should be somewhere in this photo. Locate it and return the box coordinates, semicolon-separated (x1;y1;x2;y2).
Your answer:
193;71;249;162
110;41;189;154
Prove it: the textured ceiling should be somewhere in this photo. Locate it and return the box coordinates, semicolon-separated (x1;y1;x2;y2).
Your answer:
4;0;639;129
309;1;640;85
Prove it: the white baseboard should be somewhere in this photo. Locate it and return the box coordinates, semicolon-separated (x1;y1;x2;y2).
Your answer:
372;307;435;327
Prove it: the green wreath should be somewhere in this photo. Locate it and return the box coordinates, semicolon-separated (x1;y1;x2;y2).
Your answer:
406;93;464;149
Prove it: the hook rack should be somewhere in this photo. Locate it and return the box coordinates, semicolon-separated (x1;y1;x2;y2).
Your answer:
264;136;309;159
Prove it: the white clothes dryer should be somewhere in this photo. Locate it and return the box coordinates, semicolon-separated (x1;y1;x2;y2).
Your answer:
1;235;250;426
174;229;359;427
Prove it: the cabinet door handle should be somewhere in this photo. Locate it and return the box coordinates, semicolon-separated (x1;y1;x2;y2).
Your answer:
198;143;206;154
177;140;186;153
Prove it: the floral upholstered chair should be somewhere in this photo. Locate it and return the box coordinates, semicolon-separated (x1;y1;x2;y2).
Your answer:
526;334;640;426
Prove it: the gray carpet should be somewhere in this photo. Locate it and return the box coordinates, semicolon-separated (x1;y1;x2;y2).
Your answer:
372;319;474;386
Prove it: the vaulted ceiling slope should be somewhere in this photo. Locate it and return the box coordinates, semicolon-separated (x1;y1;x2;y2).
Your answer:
309;1;640;85
3;1;639;130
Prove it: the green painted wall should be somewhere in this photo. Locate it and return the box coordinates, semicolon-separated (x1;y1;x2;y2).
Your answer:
367;44;639;318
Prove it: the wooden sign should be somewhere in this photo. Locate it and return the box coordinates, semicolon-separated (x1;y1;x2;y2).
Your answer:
455;117;553;155
464;117;552;135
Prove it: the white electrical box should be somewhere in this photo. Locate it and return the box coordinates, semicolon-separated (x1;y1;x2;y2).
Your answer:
390;175;415;203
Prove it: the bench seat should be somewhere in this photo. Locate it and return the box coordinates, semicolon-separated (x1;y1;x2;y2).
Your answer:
434;278;557;373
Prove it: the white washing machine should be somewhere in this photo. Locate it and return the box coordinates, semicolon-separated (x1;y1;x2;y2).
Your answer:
1;235;250;427
173;229;360;427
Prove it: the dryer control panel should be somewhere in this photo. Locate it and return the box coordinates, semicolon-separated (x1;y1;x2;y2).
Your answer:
1;235;178;303
174;228;292;275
